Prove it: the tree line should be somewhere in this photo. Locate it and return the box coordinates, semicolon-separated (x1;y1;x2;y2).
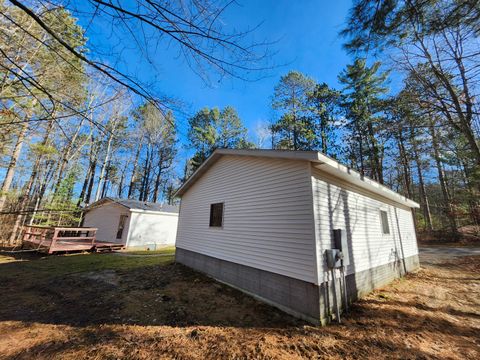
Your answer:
1;0;479;243
264;0;480;237
0;0;264;242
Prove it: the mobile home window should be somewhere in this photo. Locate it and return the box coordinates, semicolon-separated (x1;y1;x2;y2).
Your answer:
209;203;224;227
116;215;128;239
380;210;390;235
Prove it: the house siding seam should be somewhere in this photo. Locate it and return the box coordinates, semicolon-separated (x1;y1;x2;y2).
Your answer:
311;167;419;283
175;155;317;283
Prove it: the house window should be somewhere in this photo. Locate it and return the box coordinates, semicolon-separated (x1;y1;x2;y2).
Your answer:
209;203;224;227
116;215;128;239
380;210;390;235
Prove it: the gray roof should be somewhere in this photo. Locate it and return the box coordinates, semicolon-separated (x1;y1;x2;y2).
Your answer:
86;197;179;213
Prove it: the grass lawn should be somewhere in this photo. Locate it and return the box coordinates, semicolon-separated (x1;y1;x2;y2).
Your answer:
0;251;173;279
0;250;478;359
122;245;176;256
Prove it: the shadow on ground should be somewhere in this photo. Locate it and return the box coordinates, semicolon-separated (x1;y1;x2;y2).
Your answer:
0;253;479;359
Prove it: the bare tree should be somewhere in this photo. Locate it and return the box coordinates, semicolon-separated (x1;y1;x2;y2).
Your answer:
4;0;273;115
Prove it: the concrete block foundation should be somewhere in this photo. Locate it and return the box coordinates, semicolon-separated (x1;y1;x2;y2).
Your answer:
176;248;420;325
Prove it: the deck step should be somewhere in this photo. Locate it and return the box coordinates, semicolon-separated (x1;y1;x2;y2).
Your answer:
94;244;125;252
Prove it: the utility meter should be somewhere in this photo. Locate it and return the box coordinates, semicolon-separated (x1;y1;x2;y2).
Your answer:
325;249;343;269
333;229;350;267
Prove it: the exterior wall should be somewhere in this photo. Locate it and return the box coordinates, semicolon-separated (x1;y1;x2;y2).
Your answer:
126;211;178;249
83;202;131;244
176;155;317;283
311;166;419;284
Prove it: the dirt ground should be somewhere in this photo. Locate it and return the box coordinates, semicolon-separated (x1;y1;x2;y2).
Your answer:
0;251;478;360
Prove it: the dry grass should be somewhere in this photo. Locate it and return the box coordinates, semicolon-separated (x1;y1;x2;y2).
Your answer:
0;251;478;359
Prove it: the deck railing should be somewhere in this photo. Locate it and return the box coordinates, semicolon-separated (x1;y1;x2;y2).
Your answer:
22;225;98;254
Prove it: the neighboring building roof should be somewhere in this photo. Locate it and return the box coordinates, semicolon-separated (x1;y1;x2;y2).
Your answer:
85;197;179;213
175;148;420;209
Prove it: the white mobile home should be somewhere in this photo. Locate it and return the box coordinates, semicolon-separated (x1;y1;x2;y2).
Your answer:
83;198;179;250
175;149;420;325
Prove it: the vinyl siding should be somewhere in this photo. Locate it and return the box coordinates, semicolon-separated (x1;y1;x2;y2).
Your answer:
311;167;418;283
126;211;178;248
176;155;317;283
83;202;131;244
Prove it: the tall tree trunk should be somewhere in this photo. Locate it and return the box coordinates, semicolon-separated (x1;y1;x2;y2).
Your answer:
428;122;458;233
24;119;55;199
95;132;114;202
410;128;433;231
396;128;413;199
320;116;328;154
128;144;142;199
53;118;85;194
152;154;164;203
29;160;55;225
85;157;97;204
101;160;111;199
21;119;55;225
77;135;98;207
353;121;365;177
77;159;93;207
367;121;383;184
117;161;127;198
8;203;24;244
0;119;29;211
152;169;162;203
459;159;480;226
141;146;153;201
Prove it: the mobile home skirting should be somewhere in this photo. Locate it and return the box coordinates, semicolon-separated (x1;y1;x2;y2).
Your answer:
176;247;419;325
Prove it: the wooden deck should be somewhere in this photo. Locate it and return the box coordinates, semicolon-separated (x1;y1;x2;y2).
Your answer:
22;225;124;254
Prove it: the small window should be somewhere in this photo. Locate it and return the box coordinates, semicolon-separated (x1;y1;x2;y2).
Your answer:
380;210;390;235
116;215;128;239
209;203;224;227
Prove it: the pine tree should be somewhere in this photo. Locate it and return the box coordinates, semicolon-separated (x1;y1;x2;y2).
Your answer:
307;83;341;155
338;59;389;183
271;71;316;150
187;106;252;174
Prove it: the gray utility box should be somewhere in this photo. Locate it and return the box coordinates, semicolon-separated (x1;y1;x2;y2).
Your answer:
325;249;343;269
333;229;350;267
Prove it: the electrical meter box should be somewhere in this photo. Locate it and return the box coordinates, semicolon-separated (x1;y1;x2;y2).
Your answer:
325;249;343;269
333;229;350;267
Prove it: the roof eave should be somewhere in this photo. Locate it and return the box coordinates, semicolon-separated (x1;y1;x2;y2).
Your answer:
174;149;420;209
174;149;320;197
313;153;420;208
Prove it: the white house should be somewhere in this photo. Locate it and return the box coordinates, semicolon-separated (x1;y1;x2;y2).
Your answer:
83;198;179;250
174;149;420;325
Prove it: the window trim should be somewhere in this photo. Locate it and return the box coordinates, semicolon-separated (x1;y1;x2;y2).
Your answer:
209;202;224;228
379;209;390;235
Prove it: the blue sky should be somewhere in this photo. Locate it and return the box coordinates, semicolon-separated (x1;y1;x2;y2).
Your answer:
79;1;353;161
158;1;352;136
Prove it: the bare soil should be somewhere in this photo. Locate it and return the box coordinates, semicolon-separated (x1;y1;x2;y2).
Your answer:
0;252;478;359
